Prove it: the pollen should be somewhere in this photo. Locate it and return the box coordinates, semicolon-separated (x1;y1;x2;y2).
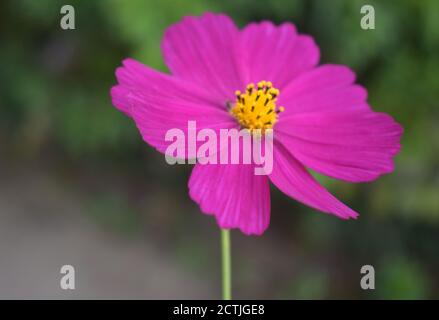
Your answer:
230;81;284;133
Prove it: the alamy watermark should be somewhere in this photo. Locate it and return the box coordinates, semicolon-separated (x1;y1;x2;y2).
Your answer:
165;121;273;175
360;265;375;290
60;264;75;290
60;5;75;30
361;5;375;30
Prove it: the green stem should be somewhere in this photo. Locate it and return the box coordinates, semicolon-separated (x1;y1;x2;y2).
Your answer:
221;228;232;300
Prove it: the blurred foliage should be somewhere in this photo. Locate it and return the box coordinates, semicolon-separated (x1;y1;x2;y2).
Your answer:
86;192;142;236
378;256;430;299
1;0;438;299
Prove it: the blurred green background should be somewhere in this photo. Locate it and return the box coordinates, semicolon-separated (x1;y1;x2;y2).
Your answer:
0;0;438;299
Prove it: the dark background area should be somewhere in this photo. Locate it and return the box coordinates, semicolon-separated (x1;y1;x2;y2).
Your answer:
0;0;438;299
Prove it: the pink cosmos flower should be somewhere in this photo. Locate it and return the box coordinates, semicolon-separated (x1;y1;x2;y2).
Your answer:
111;13;403;236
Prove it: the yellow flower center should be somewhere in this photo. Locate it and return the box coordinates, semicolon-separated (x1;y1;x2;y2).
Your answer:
230;81;284;133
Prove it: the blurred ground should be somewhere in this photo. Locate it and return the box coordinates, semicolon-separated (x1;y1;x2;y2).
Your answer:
0;159;213;299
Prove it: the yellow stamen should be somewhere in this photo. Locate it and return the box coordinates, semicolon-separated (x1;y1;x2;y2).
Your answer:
230;81;284;133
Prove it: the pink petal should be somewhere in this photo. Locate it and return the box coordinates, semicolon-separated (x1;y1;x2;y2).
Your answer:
161;13;245;103
111;58;237;155
111;85;132;117
276;110;403;182
240;21;320;88
278;64;369;115
189;163;270;236
269;140;359;219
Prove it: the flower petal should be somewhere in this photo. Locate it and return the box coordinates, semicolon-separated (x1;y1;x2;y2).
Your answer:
111;58;237;155
189;163;270;236
278;64;369;115
240;21;320;88
162;13;245;102
276;110;403;182
269;140;359;219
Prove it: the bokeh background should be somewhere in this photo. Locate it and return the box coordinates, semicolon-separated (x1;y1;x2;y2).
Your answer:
1;0;438;299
